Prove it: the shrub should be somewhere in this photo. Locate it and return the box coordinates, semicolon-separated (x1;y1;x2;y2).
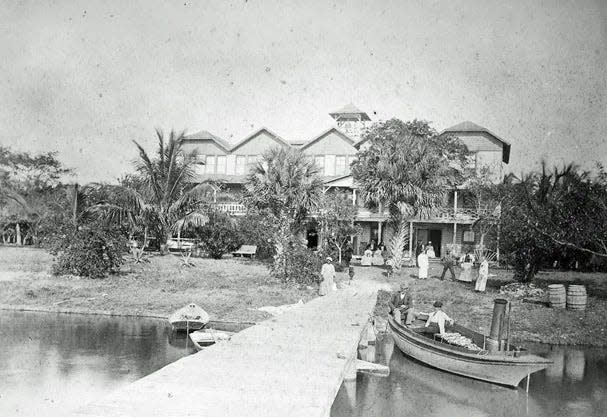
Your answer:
236;209;276;260
195;210;241;259
51;223;126;278
272;244;323;285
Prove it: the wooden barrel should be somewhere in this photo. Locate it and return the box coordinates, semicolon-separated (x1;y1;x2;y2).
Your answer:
566;285;587;311
548;284;566;309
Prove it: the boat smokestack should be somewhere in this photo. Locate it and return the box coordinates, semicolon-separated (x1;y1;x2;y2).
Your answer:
487;298;508;352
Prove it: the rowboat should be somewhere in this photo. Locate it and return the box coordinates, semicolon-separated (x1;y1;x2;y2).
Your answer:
189;329;234;351
168;303;210;332
388;317;552;387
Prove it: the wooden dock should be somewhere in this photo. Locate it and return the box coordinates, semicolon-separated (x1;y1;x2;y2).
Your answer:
77;274;387;416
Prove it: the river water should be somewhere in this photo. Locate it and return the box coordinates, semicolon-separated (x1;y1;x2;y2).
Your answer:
331;335;607;416
0;310;194;416
1;310;605;416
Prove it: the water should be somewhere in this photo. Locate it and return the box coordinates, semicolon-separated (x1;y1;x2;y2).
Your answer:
0;310;194;416
331;336;607;416
2;310;605;416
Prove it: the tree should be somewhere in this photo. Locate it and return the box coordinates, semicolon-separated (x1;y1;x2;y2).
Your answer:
243;146;323;278
317;191;361;263
499;162;607;281
0;146;73;245
351;119;471;269
86;129;215;253
465;167;503;251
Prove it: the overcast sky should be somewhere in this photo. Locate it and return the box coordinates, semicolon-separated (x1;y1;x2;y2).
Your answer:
1;0;606;183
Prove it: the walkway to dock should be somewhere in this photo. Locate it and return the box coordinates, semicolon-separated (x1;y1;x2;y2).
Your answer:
78;269;390;416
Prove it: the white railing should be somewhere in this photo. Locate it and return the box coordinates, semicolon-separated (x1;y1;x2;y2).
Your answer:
212;202;247;216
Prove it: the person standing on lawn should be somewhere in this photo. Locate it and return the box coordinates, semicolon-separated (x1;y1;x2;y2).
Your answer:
475;257;489;292
319;257;336;296
440;251;457;281
417;249;429;279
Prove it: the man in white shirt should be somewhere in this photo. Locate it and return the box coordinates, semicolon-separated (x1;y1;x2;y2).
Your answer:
425;301;454;335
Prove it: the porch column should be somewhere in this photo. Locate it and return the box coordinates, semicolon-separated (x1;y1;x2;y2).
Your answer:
409;221;414;259
213;189;217;203
452;190;458;253
352;189;357;205
378;221;383;244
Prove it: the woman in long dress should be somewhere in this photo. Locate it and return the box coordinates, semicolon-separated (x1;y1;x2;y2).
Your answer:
372;249;385;266
417;251;429;279
361;248;373;266
459;254;473;283
319;257;336;295
475;258;489;292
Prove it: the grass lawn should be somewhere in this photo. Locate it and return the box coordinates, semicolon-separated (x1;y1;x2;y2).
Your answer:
372;261;607;347
1;246;606;346
0;246;318;324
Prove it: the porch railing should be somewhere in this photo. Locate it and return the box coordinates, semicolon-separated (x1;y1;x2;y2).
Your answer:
209;202;495;221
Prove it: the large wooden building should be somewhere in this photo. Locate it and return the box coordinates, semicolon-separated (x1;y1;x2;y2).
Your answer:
181;104;510;258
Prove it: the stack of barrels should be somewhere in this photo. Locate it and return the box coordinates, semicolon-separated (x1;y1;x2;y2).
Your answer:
548;283;587;311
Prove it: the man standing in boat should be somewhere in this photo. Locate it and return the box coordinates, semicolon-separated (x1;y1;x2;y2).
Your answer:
388;282;417;325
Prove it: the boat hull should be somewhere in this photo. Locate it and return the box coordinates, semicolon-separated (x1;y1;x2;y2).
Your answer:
168;303;210;332
170;320;206;332
389;318;551;387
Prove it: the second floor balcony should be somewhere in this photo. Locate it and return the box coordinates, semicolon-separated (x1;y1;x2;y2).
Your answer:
210;202;495;224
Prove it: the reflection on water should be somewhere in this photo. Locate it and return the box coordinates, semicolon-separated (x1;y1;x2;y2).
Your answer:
0;310;194;416
332;335;607;417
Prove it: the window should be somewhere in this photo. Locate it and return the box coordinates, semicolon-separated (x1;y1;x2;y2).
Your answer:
335;156;346;176
205;155;216;174
246;155;257;171
314;155;325;173
197;154;206;164
235;155;246;175
463;231;475;243
325;155;336;176
216;155;227;174
347;156;356;174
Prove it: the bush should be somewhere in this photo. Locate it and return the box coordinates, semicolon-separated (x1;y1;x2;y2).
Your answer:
272;244;324;285
195;210;241;259
236;209;276;260
51;223;126;278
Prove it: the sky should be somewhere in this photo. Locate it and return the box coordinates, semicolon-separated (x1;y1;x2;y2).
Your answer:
1;0;606;183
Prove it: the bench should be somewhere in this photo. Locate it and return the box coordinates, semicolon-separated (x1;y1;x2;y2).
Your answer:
232;245;257;258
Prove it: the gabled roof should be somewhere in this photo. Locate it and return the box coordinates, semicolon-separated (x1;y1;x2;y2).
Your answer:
183;130;231;152
299;127;356;151
441;121;511;164
329;103;371;121
230;127;291;152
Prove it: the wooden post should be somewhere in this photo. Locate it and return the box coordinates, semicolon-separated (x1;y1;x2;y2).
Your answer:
408;221;414;260
453;190;458;254
526;373;530;393
378;222;382;244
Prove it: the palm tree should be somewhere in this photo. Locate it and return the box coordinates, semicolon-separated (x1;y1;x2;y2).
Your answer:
87;129;214;253
351;119;470;268
243;146;323;274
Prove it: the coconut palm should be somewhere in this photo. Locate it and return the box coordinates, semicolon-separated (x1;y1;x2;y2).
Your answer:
243;146;323;274
87;129;215;253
